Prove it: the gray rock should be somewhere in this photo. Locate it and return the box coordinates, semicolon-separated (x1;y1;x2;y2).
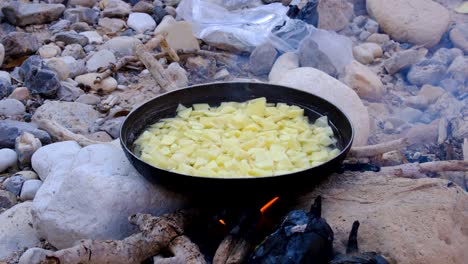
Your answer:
0;98;25;116
15;132;42;166
298;36;337;76
75;94;101;105
0;43;4;67
19;56;61;97
0;120;51;148
3;175;25;196
20;179;42;201
54;31;89;46
0;148;17;173
63;7;99;25
166;62;188;89
100;36;141;57
451;117;468;139
152;5;168;24
407;60;446;86
0;202;40;261
38;44;61;59
383;49;425;75
80;30;103;44
127;12;156;33
132;1;153;13
68;0;97;7
1;32;40;58
102;0;131;18
61;44;85;59
431;48;459;66
249;42;278;76
1;2;65;26
57;81;84;101
449;23;468;54
0;190;17;209
399;106;423;123
69;21;92;32
447;56;468;83
32;101;99;134
49;19;71;34
98;17;126;34
100;116;124;138
86;50;116;72
0;79;13;99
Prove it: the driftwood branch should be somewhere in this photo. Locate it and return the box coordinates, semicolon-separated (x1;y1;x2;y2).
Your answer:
33;119;101;147
349;138;409;158
94;56;138;84
20;211;205;264
378;160;468;178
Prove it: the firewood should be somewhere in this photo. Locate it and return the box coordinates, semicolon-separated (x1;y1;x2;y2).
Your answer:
94;56;138;84
349;138;409;158
378;160;468;178
33;119;102;146
19;211;205;264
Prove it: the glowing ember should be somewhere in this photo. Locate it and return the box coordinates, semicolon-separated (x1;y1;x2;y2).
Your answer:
260;197;280;214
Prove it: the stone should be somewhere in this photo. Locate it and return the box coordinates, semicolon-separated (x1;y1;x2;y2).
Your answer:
38;44;61;59
0;79;13;99
3;175;25;196
398;106;424;124
31;143;188;249
407;59;446;86
451;117;468;139
0;43;4;67
0;71;10;84
431;48;459;66
0;99;26;116
102;0;131;18
86;50;116;72
1;2;65;26
32;101;99;134
0;202;40;261
54;31;89;46
127;12;156;33
343;61;385;101
405;84;445;110
31;141;81;181
152;5;168;24
80;31;103;44
164;6;176;18
8;87;30;101
165;62;189;89
75;73;118;93
62;44;86;59
56;56;86;78
15;132;42;166
98;17;126;34
450;23;468;54
0;190;17;209
0;120;51;149
14;171;39;181
18;248;54;264
63;7;99;25
249;42;278;76
100;36;141;57
70;22;92;32
132;1;153;13
426;93;464;120
381;150;404;166
68;0;97;7
45;57;70;81
1;32;40;58
57;81;84;101
86;131;113;142
100;116;124;138
366;0;450;47
297;172;468;264
0;148;17;173
406;122;438;145
154;16;200;51
317;0;353;31
49;19;71;34
383;49;426;75
352;42;383;64
447;56;468;83
366;33;390;45
20;180;42;201
75;94;101;105
268;52;299;82
273;67;370;146
298;36;337;77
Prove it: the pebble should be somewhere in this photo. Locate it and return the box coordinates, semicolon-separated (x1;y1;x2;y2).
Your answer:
20;180;42;201
86;50;116;72
15;132;42;166
268;52;299;82
54;31;89;46
132;1;153;13
70;22;92;33
249;42;278;76
100;36;142;57
62;44;86;59
152;5;168;24
407;59;447;86
8;87;30;101
0;98;26;116
399;106;423;123
98;17;127;34
298;36;337;76
127;12;156;33
343;61;385;101
449;23;468;53
45;58;71;81
447;56;468;83
75;73;118;93
2;2;65;26
154;16;200;51
381;150;404;166
165;62;189;89
352;42;383;64
68;0;96;7
3;175;25;196
405;84;445;110
14;170;39;180
1;32;40;58
38;44;61;59
383;49;426;75
80;31;103;45
0;79;13;99
213;69;230;80
87;131;113;142
366;33;390;45
57;81;84;101
49;19;71;34
185;56;212;74
75;94;101;105
63;7;99;25
431;48;460;66
164;6;177;18
19;56;59;97
102;0;131;18
100;116;124;138
0;43;4;67
0;190;17;209
0;148;17;173
0;120;51;148
316;0;353;31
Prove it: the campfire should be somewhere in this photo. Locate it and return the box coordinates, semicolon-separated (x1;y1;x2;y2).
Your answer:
0;0;467;264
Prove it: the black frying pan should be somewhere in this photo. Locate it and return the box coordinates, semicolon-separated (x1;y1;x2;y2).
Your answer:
120;82;353;204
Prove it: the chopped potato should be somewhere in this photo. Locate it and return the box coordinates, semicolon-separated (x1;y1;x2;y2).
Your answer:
134;97;339;177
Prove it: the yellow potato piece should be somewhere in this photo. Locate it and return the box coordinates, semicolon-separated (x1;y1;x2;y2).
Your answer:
134;97;340;177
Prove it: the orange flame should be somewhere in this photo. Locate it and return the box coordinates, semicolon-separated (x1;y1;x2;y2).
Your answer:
219;219;226;225
260;197;279;214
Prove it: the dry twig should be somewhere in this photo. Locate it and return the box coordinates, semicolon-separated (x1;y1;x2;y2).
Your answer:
378;160;468;178
33;119;101;147
94;56;138;84
349;138;409;158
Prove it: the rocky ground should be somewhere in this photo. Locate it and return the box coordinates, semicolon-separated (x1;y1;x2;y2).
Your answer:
0;0;467;263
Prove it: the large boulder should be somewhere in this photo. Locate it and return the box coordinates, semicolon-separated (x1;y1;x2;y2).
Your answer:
272;67;370;146
31;142;188;249
296;172;468;264
366;0;450;47
0;202;40;261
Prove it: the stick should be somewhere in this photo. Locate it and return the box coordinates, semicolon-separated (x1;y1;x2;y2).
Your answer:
349;138;409;158
94;56;138;84
33;119;101;147
20;211;205;264
155;49;241;72
378;160;468;178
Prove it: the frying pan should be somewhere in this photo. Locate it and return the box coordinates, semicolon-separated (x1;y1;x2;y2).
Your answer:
120;82;353;204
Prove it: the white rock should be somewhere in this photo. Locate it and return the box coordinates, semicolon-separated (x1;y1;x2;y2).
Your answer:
166;62;188;89
14;170;39;180
18;248;54;264
75;73;118;93
60;55;86;78
75;94;101;105
127;12;156;33
268;52;299;82
31;141;81;181
352;43;382;64
31;143;188;249
154;16;199;50
0;148;17;173
100;36;142;57
86;50;116;72
38;44;61;59
16;132;42;166
45;57;70;80
79;31;103;44
0;71;11;84
20;179;42;201
343;61;385;101
0;202;40;261
98;17;126;34
273;67;370;146
62;44;85;59
0;43;4;67
0;98;26;116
